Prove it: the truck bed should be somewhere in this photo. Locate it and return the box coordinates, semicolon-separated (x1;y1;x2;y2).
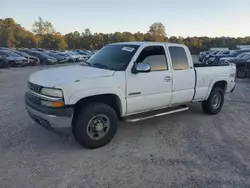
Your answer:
192;62;236;102
194;63;230;67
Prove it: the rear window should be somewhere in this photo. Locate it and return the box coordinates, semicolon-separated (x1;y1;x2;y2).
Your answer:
169;46;189;70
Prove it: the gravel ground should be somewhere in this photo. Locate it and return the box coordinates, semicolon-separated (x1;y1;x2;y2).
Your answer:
0;63;250;188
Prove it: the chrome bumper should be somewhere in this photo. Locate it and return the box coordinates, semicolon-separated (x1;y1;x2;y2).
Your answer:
26;105;72;129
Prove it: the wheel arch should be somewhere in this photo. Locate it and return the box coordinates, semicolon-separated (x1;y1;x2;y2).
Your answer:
72;93;123;125
205;79;228;100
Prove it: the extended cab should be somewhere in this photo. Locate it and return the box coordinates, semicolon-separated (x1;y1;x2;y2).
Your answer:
25;42;236;149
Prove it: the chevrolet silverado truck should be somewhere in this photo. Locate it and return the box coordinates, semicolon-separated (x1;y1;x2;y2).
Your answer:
25;42;236;149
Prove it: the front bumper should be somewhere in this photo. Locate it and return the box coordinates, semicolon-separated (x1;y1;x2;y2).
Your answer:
25;93;73;129
26;105;73;129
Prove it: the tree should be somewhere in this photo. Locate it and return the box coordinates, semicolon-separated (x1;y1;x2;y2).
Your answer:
64;31;81;49
148;22;167;41
38;33;67;50
3;17;250;53
32;17;55;35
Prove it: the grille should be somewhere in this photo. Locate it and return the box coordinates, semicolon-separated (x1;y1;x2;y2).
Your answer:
29;82;42;93
26;92;41;105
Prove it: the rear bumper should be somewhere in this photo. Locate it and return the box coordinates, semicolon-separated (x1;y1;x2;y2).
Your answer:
230;85;236;92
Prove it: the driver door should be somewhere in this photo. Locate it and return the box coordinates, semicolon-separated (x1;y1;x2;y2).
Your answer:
126;45;172;115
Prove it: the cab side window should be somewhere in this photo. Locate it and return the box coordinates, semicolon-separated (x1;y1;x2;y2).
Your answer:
136;46;168;71
169;46;189;70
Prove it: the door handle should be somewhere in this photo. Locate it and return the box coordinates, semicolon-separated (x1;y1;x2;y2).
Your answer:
164;76;171;82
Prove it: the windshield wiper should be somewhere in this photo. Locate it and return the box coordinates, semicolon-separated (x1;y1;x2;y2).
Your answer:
80;61;91;66
92;63;109;70
80;62;111;70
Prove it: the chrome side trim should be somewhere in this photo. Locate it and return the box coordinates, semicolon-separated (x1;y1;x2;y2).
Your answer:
28;90;63;101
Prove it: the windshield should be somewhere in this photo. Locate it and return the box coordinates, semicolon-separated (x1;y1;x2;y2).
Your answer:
222;51;230;54
211;51;218;55
4;50;21;57
57;53;69;57
84;44;139;71
242;53;250;59
229;51;238;55
216;51;223;55
16;51;29;56
237;53;247;58
70;52;80;55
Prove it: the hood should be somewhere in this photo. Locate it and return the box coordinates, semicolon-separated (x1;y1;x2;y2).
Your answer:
29;65;115;87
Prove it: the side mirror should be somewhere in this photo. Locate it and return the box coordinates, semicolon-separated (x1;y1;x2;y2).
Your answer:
131;62;151;74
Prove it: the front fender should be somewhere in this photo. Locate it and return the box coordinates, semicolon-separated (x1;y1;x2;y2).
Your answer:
67;87;127;116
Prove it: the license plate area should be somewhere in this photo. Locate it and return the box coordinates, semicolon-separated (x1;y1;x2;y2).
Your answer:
28;111;53;130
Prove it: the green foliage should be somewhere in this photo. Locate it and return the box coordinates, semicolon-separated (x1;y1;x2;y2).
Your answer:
0;18;37;48
1;18;250;54
32;17;55;35
148;22;167;41
38;33;67;50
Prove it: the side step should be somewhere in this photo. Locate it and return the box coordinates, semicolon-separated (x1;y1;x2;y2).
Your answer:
123;105;189;123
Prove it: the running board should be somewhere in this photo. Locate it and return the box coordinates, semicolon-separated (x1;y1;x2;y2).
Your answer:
123;106;189;123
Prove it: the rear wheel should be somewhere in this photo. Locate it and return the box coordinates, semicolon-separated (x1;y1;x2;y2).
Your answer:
73;102;118;149
202;87;224;115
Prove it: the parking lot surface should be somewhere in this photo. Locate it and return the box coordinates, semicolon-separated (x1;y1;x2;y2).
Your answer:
0;64;250;188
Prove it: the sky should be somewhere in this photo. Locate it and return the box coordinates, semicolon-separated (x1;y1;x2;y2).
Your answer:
1;0;250;37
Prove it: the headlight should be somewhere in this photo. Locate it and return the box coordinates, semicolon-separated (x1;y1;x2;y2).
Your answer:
41;88;63;98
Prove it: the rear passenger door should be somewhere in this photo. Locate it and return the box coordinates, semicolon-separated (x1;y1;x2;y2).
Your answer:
168;46;195;104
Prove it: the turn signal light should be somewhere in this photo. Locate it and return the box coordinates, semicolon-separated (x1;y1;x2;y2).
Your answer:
41;100;65;108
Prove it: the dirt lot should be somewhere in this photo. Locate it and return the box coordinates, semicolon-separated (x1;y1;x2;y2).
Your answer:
0;64;250;188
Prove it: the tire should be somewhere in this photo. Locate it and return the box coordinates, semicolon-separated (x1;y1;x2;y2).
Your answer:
9;61;16;67
202;87;224;115
237;67;249;78
73;102;118;149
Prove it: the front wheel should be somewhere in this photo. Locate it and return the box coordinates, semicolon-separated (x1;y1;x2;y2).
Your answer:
202;87;224;115
73;102;118;149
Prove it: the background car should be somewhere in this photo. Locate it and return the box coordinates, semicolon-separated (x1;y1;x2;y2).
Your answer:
20;50;57;65
199;50;211;62
14;50;40;66
61;51;86;62
73;50;92;59
0;55;10;68
202;50;220;63
230;52;250;78
207;50;231;64
212;50;250;64
43;51;68;64
219;51;250;64
0;50;29;67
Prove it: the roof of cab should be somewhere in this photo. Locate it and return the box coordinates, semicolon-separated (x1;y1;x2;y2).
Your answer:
110;41;185;47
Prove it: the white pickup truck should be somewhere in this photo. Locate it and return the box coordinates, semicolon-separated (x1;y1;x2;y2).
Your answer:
25;42;236;149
